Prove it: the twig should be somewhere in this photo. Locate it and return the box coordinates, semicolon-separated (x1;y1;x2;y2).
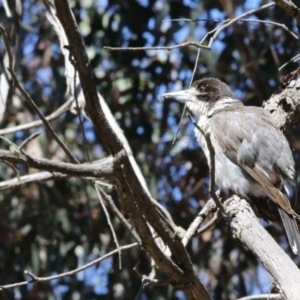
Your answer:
104;41;210;51
134;273;172;300
0;25;79;164
0;243;138;290
239;18;298;40
51;0;150;198
104;3;275;52
187;114;224;213
279;53;300;70
66;45;91;163
182;199;217;246
98;187;141;243
164;18;224;22
95;183;122;269
172;19;225;144
205;132;223;210
0;171;66;191
142;275;172;287
0;98;73;136
1;160;20;182
196;211;221;235
236;293;281;300
205;3;275;48
182;178;204;199
164;18;298;40
133;262;144;278
19;132;41;151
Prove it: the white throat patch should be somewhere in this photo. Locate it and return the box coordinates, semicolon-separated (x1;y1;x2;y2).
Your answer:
186;97;240;118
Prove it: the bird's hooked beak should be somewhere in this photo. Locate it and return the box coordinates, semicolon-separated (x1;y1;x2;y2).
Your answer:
162;87;207;103
162;89;194;103
163;87;211;117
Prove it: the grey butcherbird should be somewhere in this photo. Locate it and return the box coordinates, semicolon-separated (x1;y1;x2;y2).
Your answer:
163;77;300;254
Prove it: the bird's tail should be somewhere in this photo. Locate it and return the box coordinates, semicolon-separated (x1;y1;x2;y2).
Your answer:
278;208;300;254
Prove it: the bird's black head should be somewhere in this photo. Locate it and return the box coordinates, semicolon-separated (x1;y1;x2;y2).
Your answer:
163;77;241;117
192;78;237;102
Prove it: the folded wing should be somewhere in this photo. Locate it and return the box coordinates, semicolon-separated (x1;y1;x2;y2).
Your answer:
211;106;300;254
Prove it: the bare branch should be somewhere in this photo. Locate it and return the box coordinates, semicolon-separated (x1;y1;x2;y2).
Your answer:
196;211;222;235
279;53;300;70
239;18;298;39
1;160;20;182
182;199;217;246
142;276;172;287
95;183;122;269
224;196;300;300
0;98;72;136
0;243;138;290
0;25;79;164
97;186;141;244
104;41;210;52
19;132;41;151
0;171;66;191
237;294;281;300
165;17;298;40
104;3;274;52
53;2;212;298
0;148;115;179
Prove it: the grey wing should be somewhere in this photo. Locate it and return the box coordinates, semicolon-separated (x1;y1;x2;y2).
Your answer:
211;107;295;213
211;107;300;254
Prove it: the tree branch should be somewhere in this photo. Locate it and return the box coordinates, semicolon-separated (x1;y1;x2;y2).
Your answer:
0;243;138;290
224;196;300;300
53;1;211;298
0;25;79;164
263;74;300;131
237;294;281;300
0;149;114;179
0;98;73;136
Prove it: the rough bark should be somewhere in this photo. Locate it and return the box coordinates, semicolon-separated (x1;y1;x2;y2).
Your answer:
225;197;300;300
52;1;212;299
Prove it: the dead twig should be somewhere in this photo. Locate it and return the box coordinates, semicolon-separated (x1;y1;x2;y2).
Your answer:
236;293;281;300
104;3;274;52
95;183;122;269
0;25;79;164
182;199;217;246
0;98;73;136
0;243;138;290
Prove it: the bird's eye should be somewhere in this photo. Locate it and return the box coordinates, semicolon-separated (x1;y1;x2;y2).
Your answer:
198;85;206;92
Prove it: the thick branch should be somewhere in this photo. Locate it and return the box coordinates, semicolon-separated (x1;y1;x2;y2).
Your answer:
263;75;300;131
225;197;300;300
53;1;211;298
0;149;114;179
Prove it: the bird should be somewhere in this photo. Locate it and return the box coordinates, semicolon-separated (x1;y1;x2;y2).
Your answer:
162;77;300;254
